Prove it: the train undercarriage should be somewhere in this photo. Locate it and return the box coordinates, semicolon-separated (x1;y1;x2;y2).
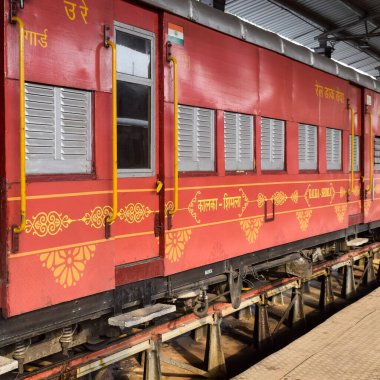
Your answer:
1;222;380;378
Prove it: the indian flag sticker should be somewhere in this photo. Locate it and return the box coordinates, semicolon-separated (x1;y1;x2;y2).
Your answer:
168;23;184;46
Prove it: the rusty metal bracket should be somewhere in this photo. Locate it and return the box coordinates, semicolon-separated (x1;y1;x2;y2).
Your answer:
105;217;111;240
264;198;275;222
11;225;19;253
103;24;110;47
9;0;24;23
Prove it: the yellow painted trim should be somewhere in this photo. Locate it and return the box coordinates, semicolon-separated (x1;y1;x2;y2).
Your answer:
366;111;374;194
168;56;178;215
10;198;370;259
105;40;118;224
12;17;26;234
349;107;355;195
7;178;358;202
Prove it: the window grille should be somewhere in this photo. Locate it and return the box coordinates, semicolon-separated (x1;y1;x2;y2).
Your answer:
224;112;254;171
326;128;342;170
25;83;92;174
298;124;317;170
261;117;285;171
178;105;215;171
375;136;380;170
348;135;360;172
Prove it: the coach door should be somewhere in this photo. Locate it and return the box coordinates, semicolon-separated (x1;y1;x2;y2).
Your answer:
347;85;364;225
111;17;162;266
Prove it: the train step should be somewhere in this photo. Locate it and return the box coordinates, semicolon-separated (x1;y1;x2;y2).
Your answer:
0;356;18;375
108;304;176;328
346;237;369;247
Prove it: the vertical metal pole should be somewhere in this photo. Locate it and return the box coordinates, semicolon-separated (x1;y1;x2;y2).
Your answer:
341;261;356;299
288;284;305;328
253;296;272;350
319;270;334;313
143;336;162;380
363;251;376;287
204;315;227;378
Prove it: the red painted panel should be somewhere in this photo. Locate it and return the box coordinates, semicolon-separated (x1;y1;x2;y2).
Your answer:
259;49;293;121
6;0;113;91
163;14;259;114
6;240;114;316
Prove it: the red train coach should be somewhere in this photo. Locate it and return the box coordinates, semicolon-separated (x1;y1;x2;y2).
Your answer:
1;0;380;371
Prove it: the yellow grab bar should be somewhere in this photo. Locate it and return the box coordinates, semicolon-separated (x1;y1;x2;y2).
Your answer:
349;107;355;195
366;110;373;194
12;17;26;234
168;56;178;215
105;40;118;224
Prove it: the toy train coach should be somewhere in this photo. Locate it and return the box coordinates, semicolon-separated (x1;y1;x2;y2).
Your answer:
1;0;380;373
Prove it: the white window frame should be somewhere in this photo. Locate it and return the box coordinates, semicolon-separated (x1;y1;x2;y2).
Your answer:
115;22;156;178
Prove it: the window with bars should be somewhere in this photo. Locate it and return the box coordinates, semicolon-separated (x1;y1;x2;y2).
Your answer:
298;124;317;170
326;128;342;170
375;136;380;170
178;105;215;171
261;117;285;171
25;83;92;174
224;112;254;171
348;135;360;172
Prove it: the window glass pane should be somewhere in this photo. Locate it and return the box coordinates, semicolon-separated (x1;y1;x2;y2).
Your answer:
117;81;150;169
116;31;151;79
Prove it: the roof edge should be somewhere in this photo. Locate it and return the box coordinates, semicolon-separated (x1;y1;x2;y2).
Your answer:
139;0;379;91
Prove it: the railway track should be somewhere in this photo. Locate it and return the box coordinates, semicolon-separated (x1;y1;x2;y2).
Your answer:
5;242;380;380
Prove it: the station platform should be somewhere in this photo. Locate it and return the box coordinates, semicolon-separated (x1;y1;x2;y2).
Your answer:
233;286;380;380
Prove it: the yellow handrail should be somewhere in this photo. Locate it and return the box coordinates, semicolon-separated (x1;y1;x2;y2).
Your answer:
366;110;373;194
12;17;26;234
105;40;118;224
168;56;178;215
349;107;355;195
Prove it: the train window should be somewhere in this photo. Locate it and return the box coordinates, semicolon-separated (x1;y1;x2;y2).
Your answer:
261;117;285;171
348;135;360;172
115;23;155;177
25;83;92;174
298;124;317;170
224;112;254;171
326;128;342;170
375;137;380;170
178;105;215;171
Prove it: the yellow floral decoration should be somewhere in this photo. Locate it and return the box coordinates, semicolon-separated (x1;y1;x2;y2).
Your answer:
364;200;372;217
240;217;264;244
165;230;192;263
25;211;73;237
80;206;112;229
334;204;347;223
40;245;96;288
118;203;153;223
296;210;313;231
